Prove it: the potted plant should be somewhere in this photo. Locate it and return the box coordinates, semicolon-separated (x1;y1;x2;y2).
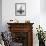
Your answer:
36;25;45;46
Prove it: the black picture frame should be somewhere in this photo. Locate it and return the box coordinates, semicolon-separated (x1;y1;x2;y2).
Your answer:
15;3;26;16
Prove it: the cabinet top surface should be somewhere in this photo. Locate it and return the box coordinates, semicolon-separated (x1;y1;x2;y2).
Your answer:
7;23;34;25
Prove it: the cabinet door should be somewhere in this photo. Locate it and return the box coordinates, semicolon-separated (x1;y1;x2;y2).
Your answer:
11;32;28;46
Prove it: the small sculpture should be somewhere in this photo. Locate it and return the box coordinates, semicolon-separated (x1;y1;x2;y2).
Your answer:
9;19;19;23
25;20;30;23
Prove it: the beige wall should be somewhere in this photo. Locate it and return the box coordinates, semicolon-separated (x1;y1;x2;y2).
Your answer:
2;0;46;46
2;0;40;46
2;0;40;31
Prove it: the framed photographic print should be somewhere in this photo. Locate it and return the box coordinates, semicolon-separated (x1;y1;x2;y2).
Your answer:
15;3;26;16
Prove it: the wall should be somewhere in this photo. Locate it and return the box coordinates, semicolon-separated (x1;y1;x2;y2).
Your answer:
2;0;40;30
40;0;46;13
2;0;40;46
2;0;46;46
40;0;46;31
0;0;2;32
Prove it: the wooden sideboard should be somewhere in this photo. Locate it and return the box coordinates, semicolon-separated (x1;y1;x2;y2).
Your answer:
7;23;34;46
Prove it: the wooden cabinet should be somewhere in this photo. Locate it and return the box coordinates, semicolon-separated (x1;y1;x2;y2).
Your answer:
7;23;34;46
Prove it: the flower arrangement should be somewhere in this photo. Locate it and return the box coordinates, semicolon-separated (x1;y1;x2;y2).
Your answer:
36;25;45;42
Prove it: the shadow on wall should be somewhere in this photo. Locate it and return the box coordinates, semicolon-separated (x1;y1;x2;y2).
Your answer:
40;0;46;14
0;0;2;32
